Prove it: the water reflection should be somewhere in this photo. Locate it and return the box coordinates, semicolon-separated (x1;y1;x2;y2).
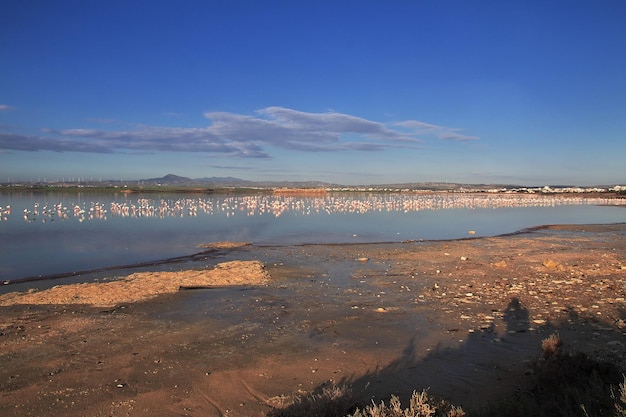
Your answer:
2;193;625;224
1;192;624;283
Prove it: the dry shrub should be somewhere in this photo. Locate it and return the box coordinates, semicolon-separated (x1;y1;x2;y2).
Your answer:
268;387;464;417
349;390;465;417
267;384;355;417
541;332;563;359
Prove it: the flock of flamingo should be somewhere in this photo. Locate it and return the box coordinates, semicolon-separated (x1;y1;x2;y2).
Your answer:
0;193;624;224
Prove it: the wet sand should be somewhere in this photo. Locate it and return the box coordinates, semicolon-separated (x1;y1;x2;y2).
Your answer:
0;224;625;416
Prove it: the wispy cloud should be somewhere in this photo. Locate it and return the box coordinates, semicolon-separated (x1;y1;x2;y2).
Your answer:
0;132;113;153
438;131;480;141
395;120;478;141
55;126;270;158
0;107;478;157
0;104;14;111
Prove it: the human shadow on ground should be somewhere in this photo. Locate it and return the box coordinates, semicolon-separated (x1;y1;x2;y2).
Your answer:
268;298;626;416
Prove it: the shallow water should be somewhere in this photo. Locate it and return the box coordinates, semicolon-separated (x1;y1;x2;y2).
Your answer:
0;191;624;282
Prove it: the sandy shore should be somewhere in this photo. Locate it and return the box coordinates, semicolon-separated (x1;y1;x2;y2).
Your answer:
0;260;268;307
0;224;625;416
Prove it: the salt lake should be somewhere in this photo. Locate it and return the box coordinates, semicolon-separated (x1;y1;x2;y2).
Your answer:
0;191;624;283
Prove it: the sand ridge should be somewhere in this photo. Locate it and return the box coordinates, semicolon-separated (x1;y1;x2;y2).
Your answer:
0;260;269;307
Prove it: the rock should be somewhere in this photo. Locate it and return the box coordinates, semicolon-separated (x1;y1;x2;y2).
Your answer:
494;261;507;268
543;259;560;269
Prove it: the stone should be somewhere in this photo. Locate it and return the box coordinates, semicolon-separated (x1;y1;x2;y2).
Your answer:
543;259;560;269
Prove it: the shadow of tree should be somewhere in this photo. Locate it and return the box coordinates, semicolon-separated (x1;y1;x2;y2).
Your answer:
268;298;626;417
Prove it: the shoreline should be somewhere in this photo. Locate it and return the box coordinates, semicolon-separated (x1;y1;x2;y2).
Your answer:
3;191;625;284
1;223;625;416
3;222;625;289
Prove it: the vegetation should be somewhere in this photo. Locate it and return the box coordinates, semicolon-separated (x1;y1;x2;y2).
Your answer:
349;390;466;417
267;384;356;417
268;334;626;417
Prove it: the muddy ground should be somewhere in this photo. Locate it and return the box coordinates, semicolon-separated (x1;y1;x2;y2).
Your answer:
0;224;625;416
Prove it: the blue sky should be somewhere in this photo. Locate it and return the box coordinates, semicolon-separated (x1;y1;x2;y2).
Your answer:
1;1;624;186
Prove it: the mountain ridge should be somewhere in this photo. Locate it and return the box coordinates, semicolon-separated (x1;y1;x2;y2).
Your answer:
134;174;621;192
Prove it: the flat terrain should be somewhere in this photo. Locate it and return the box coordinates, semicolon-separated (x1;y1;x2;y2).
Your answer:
1;224;625;416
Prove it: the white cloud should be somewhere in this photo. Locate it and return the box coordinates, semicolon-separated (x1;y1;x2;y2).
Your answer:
394;120;440;131
0;107;478;156
257;107;418;142
0;104;14;111
203;107;423;152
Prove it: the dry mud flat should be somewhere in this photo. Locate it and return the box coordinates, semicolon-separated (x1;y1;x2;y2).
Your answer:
0;224;625;416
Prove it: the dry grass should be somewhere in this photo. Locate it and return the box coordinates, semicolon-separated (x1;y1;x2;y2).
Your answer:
614;377;626;416
350;390;465;417
266;384;356;417
541;332;564;359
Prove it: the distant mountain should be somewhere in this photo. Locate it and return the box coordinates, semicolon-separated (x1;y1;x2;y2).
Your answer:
137;176;511;190
131;175;622;192
138;174;257;187
142;174;194;184
139;175;335;188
